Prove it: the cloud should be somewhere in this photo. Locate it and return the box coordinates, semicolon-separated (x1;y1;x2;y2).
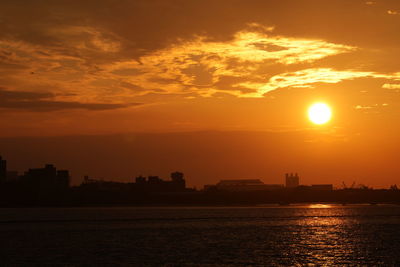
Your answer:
234;68;400;95
0;88;53;100
4;23;400;100
355;103;388;111
382;83;400;89
0;88;139;111
355;105;373;109
96;28;356;97
387;10;399;15
1;18;399;102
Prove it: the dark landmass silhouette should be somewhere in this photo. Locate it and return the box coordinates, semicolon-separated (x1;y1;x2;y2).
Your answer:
1;155;400;207
1;178;400;207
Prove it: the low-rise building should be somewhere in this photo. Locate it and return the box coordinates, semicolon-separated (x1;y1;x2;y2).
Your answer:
133;172;186;192
211;179;284;192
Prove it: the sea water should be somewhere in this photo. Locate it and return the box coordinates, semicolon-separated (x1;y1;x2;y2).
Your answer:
1;205;400;266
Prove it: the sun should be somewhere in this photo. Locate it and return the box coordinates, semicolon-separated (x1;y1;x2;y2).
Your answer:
308;102;332;125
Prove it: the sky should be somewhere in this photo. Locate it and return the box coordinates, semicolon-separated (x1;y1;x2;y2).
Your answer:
1;0;400;187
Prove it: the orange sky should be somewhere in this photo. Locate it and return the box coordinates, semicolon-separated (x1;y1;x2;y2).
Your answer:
1;0;400;188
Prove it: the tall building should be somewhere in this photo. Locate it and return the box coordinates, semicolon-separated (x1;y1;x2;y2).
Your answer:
0;156;7;182
171;171;184;181
285;173;299;188
23;164;70;190
171;171;185;189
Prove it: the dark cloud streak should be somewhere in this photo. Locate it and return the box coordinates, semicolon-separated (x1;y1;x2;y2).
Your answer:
0;88;140;111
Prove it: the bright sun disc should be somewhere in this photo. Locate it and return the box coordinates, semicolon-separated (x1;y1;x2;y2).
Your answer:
308;103;332;125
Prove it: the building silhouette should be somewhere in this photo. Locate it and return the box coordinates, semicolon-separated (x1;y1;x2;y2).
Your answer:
311;184;333;190
135;175;146;184
133;172;187;192
21;164;70;191
6;171;18;181
285;173;299;188
80;172;188;193
0;156;7;182
205;179;284;192
171;171;185;188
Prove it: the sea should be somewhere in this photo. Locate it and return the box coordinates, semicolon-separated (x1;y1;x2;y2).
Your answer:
1;204;400;266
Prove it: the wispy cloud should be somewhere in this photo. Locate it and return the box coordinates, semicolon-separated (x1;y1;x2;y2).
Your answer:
354;103;388;112
382;83;400;89
234;68;400;96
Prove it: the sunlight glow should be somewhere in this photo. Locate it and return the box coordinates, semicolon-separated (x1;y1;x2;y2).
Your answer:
309;204;332;208
308;103;332;125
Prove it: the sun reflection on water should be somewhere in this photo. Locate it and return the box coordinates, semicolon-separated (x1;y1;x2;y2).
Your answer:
292;204;355;265
309;204;332;209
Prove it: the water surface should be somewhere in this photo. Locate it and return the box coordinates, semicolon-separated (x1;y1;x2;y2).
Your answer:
1;204;400;266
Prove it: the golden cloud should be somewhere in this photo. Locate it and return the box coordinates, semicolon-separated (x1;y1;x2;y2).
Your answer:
387;10;399;15
237;68;400;96
2;24;400;104
99;29;356;98
382;83;400;89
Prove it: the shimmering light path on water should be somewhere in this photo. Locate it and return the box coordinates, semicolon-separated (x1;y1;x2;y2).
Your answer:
1;205;400;265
